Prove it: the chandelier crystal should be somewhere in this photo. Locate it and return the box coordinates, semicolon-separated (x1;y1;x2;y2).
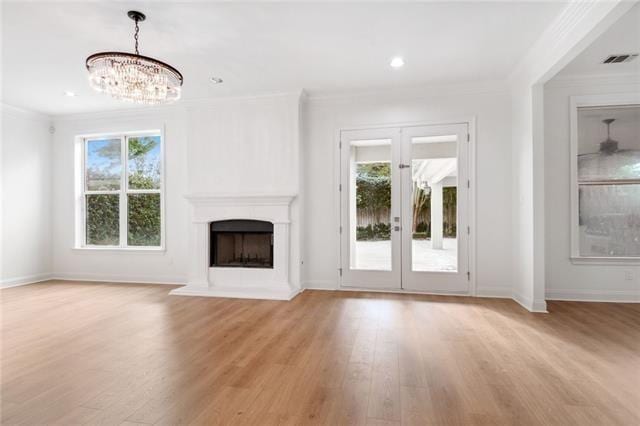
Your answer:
86;11;183;105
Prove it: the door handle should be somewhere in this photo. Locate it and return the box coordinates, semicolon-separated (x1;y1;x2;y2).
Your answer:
399;164;410;169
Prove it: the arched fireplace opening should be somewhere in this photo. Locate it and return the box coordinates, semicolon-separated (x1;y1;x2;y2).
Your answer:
210;220;274;268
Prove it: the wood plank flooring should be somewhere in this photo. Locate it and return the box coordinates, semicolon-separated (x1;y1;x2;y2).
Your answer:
1;281;639;425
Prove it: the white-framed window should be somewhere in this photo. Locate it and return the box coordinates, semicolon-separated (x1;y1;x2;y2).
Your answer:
570;94;640;264
75;131;164;250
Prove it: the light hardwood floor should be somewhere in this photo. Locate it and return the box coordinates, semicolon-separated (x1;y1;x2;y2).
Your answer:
1;281;639;425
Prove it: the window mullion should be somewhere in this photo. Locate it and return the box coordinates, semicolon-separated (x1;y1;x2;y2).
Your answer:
83;138;88;246
120;135;127;248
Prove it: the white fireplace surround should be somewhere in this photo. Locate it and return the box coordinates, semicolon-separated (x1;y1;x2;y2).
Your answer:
169;193;300;300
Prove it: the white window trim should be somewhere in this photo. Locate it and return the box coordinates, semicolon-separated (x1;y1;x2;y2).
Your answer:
75;130;165;251
569;93;640;265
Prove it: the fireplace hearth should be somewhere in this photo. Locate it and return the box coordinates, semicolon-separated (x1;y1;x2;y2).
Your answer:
210;220;274;268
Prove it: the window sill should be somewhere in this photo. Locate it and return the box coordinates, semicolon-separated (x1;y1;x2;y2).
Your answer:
73;246;166;254
570;256;640;266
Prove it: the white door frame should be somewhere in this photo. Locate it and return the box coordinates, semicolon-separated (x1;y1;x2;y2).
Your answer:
339;127;402;289
335;118;477;296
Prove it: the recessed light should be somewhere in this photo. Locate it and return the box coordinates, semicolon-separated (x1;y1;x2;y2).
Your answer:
63;91;76;97
210;77;224;84
390;57;405;68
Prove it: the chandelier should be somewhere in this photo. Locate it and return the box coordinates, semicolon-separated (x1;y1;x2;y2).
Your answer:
86;11;183;105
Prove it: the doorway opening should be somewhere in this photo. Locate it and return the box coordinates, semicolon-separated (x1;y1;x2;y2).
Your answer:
340;123;471;293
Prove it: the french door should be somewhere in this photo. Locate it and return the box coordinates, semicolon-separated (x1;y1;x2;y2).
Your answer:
340;123;470;293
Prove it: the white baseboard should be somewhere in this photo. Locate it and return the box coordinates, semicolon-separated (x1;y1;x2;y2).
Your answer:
476;286;512;298
546;288;639;303
303;280;338;290
51;272;186;285
0;273;53;289
304;281;541;310
512;291;548;313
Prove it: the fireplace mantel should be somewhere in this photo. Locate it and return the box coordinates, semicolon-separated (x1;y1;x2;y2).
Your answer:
170;193;300;300
184;193;296;207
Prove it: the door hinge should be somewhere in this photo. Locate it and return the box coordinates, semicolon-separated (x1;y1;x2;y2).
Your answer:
339;183;342;192
467;271;470;281
467;180;470;188
339;268;343;277
339;140;342;149
467;226;470;235
467;133;470;142
339;226;343;234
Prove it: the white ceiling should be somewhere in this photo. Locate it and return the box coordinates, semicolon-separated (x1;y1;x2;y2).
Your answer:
555;3;640;78
1;2;567;116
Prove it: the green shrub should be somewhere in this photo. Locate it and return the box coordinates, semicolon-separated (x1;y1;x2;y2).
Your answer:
356;223;391;241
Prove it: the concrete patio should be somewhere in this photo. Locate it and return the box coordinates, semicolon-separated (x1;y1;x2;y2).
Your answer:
354;237;457;271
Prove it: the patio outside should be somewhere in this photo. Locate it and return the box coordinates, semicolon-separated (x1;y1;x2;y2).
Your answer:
351;139;458;272
354;237;457;271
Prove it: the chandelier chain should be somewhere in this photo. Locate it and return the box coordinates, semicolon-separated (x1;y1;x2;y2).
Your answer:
134;18;140;55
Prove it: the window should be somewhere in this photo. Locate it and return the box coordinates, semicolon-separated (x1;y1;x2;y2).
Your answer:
79;132;163;249
571;95;640;262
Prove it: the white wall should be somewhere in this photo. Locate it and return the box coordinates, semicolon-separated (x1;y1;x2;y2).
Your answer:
302;87;514;296
187;94;301;195
506;1;632;312
544;75;640;302
50;93;303;286
509;82;547;311
51;108;190;284
185;93;303;288
1;106;52;286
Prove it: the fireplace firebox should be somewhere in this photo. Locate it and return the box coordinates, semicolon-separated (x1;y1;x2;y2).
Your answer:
210;220;274;268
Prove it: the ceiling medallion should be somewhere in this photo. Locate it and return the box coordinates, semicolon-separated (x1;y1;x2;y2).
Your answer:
86;11;183;105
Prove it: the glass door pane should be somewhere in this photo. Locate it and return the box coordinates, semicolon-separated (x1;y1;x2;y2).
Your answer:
410;135;458;272
350;139;392;271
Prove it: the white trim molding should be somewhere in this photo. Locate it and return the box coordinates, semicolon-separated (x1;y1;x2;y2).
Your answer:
547;288;640;303
476;286;512;299
513;291;548;313
303;280;339;290
51;273;186;285
0;273;53;289
1;102;52;122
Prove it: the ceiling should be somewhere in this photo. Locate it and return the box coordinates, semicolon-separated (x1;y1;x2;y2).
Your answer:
2;2;567;116
555;3;640;78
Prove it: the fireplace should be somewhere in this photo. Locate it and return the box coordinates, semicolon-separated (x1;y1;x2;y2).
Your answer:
171;193;298;300
210;220;274;268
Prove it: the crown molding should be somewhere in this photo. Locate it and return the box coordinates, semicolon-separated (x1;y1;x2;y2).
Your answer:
305;80;509;105
1;102;52;122
52;90;304;122
52;103;186;123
